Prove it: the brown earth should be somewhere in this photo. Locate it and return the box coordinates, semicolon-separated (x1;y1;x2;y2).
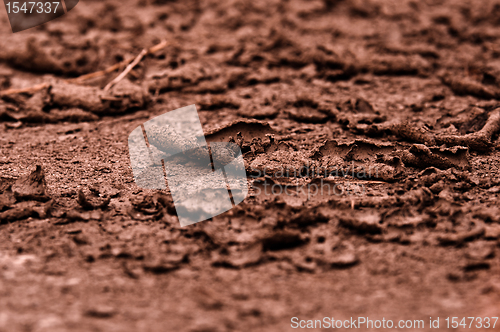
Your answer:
0;0;500;331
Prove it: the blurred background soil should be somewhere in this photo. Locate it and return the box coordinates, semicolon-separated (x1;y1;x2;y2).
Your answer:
0;0;499;331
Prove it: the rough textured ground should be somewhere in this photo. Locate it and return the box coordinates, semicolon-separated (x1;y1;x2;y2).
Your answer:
0;0;500;331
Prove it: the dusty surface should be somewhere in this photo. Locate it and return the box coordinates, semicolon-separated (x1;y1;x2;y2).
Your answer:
0;0;500;331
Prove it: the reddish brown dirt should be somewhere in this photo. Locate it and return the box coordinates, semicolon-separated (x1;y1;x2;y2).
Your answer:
0;0;500;331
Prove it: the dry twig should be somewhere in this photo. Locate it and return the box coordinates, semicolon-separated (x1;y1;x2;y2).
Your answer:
104;49;148;91
0;83;49;97
104;40;168;91
0;40;169;97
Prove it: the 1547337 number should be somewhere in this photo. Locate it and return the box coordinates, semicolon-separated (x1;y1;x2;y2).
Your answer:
445;317;498;329
5;2;60;14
